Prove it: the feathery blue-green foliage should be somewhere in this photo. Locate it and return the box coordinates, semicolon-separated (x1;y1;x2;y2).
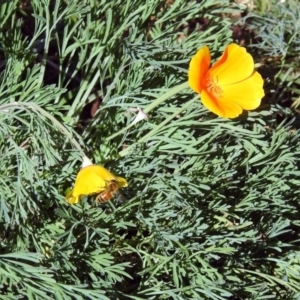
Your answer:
241;0;300;111
1;0;300;299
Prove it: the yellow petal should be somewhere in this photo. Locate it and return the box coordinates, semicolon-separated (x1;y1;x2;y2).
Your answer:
215;100;243;118
200;71;264;118
188;45;211;94
209;44;255;85
220;71;265;111
65;191;79;204
65;165;128;204
115;176;128;188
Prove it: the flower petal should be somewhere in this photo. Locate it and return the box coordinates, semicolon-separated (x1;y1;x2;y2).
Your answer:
215;101;243;118
200;89;224;117
220;71;265;111
201;71;264;118
90;165;118;181
115;176;128;188
188;45;211;94
65;165;127;204
200;89;242;118
65;191;79;204
209;44;255;85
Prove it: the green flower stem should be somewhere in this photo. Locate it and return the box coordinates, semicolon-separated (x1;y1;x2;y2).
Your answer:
0;102;85;156
119;97;196;157
106;81;189;142
143;81;189;114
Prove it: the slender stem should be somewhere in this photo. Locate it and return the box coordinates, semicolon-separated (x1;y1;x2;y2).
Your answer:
144;81;189;114
106;81;189;142
119;98;196;157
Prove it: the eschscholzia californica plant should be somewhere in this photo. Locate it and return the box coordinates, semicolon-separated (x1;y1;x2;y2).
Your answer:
188;43;264;118
66;156;128;204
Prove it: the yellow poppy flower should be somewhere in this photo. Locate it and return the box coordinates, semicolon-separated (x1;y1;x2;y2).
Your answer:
188;43;264;118
66;164;128;204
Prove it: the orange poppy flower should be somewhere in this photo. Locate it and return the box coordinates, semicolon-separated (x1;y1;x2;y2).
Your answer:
66;164;128;204
188;43;264;118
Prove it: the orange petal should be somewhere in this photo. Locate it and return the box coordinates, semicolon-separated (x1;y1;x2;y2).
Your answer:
188;46;211;94
201;72;264;118
209;44;255;85
200;89;227;117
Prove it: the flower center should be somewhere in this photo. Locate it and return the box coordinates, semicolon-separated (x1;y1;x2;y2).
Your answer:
205;74;223;98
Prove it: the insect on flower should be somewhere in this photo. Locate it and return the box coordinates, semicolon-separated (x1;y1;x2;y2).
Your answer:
96;180;119;203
